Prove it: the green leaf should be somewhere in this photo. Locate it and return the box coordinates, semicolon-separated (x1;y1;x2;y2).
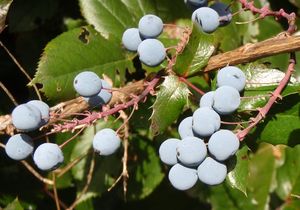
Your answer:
226;145;249;195
127;136;164;200
151;75;190;134
239;63;300;111
276;145;300;199
0;0;13;33
210;143;276;210
4;198;24;210
31;26;134;101
252;95;300;145
79;0;137;40
173;23;215;76
79;0;190;40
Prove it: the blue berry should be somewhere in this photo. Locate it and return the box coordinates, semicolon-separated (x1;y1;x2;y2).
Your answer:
159;138;181;165
5;134;34;160
27;100;50;125
138;14;163;38
12;104;42;131
176;137;207;167
178;116;194;139
210;2;232;26
122;28;143;51
192;107;221;137
192;7;220;33
199;91;215;108
212;86;240;115
217;66;246;92
168;163;198;190
84;79;112;107
73;71;102;97
208;130;240;161
197;157;227;185
93;128;121;156
33;143;64;171
187;0;208;7
137;39;166;67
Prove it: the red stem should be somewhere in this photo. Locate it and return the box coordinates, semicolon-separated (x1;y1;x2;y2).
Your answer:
52;76;160;133
238;0;296;34
179;77;205;95
236;53;296;140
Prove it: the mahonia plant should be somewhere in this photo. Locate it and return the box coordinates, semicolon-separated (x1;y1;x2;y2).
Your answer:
0;0;300;209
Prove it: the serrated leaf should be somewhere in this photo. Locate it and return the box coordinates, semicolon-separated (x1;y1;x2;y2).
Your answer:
4;198;24;210
173;23;215;76
127;136;164;200
276;145;300;199
239;63;300;111
31;26;134;101
151;75;190;134
0;0;12;33
226;145;249;195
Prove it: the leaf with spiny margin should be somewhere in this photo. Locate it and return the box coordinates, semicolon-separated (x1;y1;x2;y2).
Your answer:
226;145;249;195
127;136;164;200
79;0;190;40
0;0;13;33
4;198;24;210
31;26;134;101
276;145;300;200
151;75;190;135
173;23;215;77
239;63;300;111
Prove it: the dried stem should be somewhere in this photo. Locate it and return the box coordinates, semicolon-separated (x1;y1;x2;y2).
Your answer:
44;186;68;210
0;82;18;106
52;174;61;210
0;41;42;100
236;53;296;140
67;153;95;210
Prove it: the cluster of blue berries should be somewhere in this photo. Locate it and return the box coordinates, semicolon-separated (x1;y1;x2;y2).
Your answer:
122;14;166;67
159;66;246;190
186;0;232;33
4;71;120;171
6;100;65;171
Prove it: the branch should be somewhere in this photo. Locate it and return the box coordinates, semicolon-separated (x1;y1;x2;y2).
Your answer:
204;35;300;72
236;53;296;140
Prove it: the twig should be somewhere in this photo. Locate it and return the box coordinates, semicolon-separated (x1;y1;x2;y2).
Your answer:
59;127;85;148
238;0;296;34
0;82;18;106
52;76;160;133
204;35;300;72
67;153;95;210
0;41;42;100
179;77;205;95
52;174;61;210
44;187;68;209
236;53;296;140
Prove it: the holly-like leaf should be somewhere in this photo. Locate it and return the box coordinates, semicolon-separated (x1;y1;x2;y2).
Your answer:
240;63;300;111
151;75;190;134
127;136;164;200
173;23;215;76
276;145;300;200
4;198;24;210
226;145;249;195
0;0;13;33
31;26;134;101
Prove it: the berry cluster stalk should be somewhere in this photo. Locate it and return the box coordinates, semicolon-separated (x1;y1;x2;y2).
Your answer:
238;0;296;34
237;53;296;140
